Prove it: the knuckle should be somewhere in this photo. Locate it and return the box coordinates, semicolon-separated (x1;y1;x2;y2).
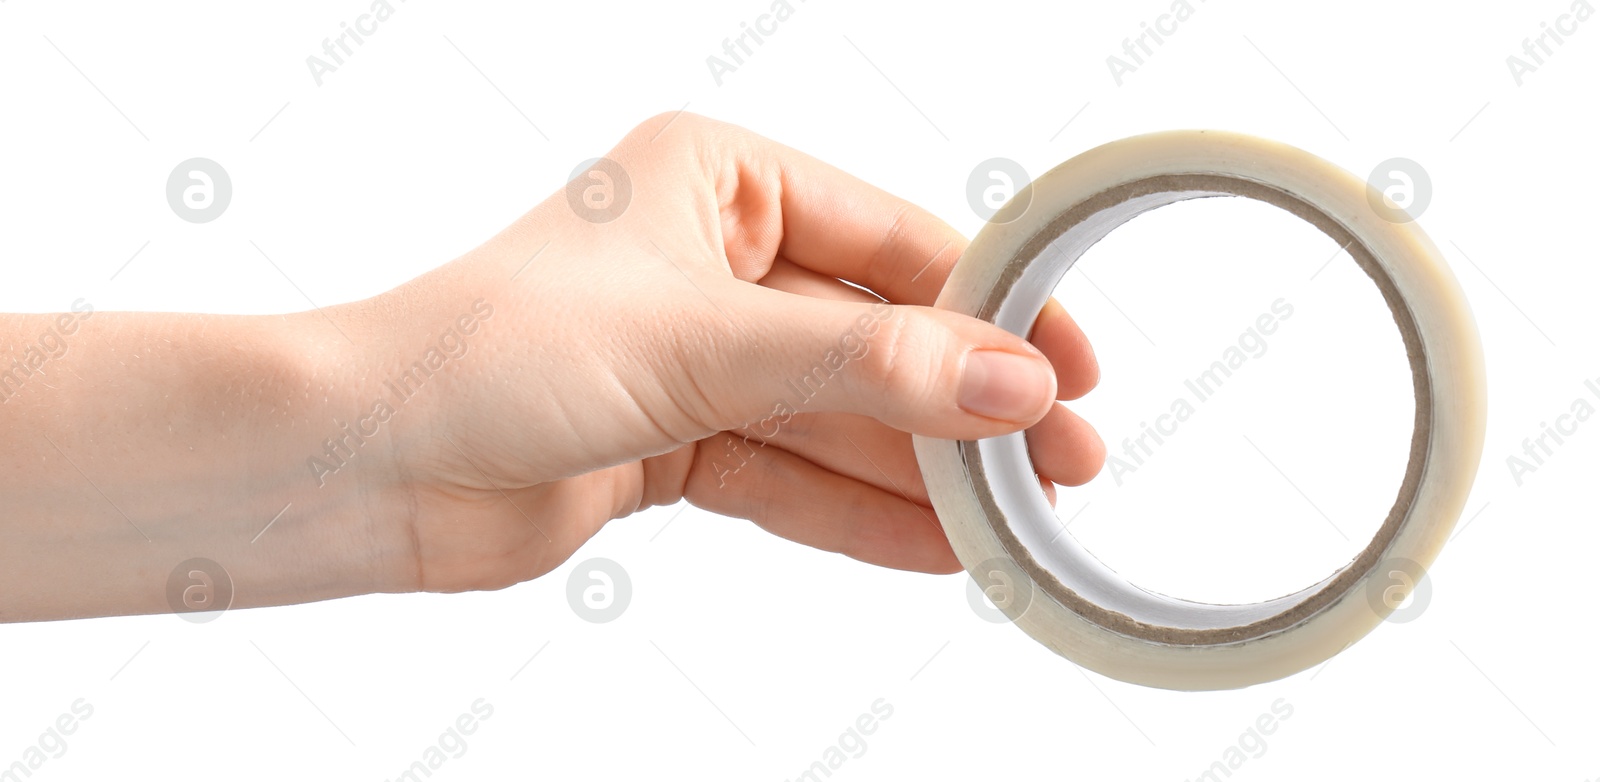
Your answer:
864;312;946;415
866;203;918;290
628;110;708;147
620;304;738;440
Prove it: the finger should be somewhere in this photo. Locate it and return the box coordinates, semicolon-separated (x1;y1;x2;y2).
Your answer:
622;114;1097;409
678;285;1056;439
685;438;960;574
1026;403;1106;487
756;257;884;304
640;113;966;305
1031;298;1100;401
727;412;931;506
763;257;1097;403
728;403;1101;510
769;161;964;306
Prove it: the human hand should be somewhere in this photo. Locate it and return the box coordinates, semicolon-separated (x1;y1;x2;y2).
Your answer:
352;113;1106;594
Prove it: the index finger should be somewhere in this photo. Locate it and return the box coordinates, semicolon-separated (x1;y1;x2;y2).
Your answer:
633;111;973;303
638;112;1097;398
718;124;1099;397
735;130;967;306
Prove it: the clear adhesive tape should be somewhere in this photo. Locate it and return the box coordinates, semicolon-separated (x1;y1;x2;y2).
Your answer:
913;131;1486;691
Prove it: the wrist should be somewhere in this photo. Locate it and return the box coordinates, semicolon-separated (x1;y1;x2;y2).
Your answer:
253;307;425;603
313;282;510;595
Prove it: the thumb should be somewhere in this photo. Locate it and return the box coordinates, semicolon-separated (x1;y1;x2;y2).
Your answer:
684;286;1057;439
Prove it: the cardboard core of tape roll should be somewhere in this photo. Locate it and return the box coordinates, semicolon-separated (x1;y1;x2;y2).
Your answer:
962;173;1432;646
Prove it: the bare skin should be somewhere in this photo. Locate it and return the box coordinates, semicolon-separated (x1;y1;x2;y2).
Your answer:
0;113;1104;622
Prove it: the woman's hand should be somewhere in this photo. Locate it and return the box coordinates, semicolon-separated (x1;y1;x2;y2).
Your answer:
364;113;1105;593
0;113;1103;622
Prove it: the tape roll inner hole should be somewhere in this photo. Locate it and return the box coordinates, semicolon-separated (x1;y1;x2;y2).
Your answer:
964;174;1430;644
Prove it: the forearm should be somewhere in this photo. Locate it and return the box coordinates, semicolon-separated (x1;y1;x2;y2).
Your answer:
0;304;418;622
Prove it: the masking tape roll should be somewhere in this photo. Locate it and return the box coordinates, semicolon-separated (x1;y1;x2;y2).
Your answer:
913;131;1486;691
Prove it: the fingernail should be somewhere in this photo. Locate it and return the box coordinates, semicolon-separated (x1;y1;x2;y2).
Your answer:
959;350;1052;421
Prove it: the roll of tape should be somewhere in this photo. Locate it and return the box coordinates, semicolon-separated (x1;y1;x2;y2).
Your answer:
914;131;1486;691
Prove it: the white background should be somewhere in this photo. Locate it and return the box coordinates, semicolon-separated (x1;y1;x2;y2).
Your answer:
2;0;1596;779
